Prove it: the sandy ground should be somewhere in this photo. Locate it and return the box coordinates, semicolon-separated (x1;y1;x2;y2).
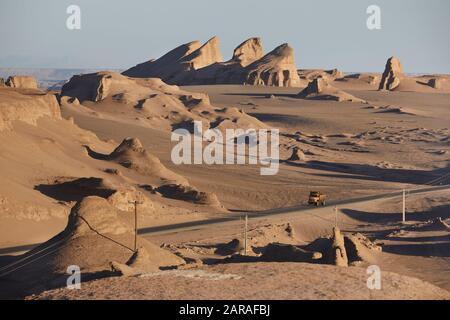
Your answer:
31;262;449;300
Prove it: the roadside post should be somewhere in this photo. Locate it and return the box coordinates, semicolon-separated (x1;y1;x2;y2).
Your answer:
129;200;143;252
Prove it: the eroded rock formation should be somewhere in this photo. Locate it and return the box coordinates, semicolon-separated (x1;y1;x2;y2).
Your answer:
378;56;403;91
122;37;302;87
5;75;38;89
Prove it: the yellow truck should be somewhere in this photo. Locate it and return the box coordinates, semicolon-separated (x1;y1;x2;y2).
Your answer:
308;191;326;206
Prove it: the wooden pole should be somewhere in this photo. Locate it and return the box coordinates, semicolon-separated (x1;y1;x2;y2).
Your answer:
128;200;143;252
334;206;338;228
244;214;248;256
402;189;406;223
134;201;137;251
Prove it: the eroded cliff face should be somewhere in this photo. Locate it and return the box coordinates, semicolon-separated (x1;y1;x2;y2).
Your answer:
122;37;302;87
243;43;301;87
0;89;61;131
232;37;264;67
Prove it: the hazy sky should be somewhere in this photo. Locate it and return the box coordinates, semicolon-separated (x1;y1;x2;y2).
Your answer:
1;0;449;73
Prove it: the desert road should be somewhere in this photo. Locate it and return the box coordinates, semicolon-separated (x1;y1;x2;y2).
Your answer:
0;184;448;256
138;184;450;237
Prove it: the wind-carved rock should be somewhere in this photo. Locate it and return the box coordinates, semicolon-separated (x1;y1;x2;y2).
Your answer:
298;77;366;103
378;56;403;91
123;37;302;87
5;76;38;89
244;43;302;87
232;37;264;67
328;227;348;267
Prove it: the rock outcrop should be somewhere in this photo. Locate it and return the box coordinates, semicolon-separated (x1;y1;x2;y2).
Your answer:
215;238;245;255
328;227;348;267
243;43;302;87
60;71;267;134
428;78;443;89
287;147;306;161
232;37;264;67
61;72;118;102
183;36;223;70
156;183;222;206
0;89;61;131
378;56;403;91
122;37;302;87
5;76;38;89
261;243;322;262
3;196;184;294
111;247;160;276
298;77;366;103
306;229;381;266
122;37;222;83
298;69;344;82
0;78;5;87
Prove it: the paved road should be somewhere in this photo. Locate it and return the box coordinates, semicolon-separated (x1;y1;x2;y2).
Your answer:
137;185;450;236
1;185;449;256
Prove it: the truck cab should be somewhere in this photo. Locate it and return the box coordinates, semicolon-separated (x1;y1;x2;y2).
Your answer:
308;191;326;206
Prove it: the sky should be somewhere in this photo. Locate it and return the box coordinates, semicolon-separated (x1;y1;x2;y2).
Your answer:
0;0;449;73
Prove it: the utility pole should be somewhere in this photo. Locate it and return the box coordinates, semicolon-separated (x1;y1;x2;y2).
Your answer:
402;189;406;223
244;214;248;256
129;200;143;252
334;206;338;228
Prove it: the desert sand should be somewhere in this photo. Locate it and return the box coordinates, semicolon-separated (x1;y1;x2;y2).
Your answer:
0;42;449;300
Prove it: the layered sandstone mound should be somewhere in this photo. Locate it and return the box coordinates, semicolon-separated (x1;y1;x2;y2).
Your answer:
60;71;266;133
298;69;344;82
379;56;403;91
329;227;348;267
3;197;184;293
215;238;245;255
122;37;302;87
35;176;154;213
0;88;61;131
108;138;187;184
122;37;222;82
244;43;302;87
156;184;222;207
111;247;160;276
261;243;322;262
337;73;379;85
85;137;188;185
298;77;366;103
232;37;264;67
61;71;131;102
306;229;381;266
182;36;223;70
86;138;223;207
5;75;38;89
